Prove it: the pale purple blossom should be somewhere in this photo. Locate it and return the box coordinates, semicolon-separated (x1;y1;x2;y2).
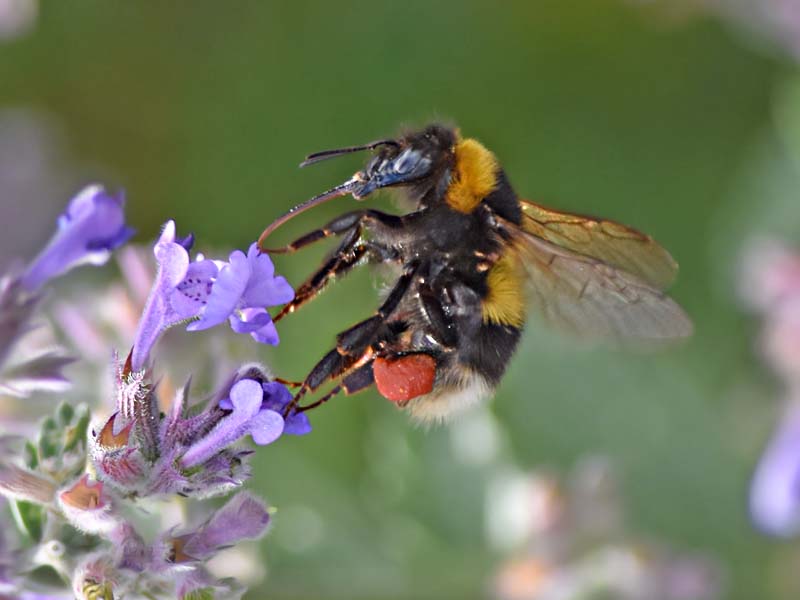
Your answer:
180;378;287;469
219;379;311;436
131;220;215;370
189;243;294;344
0;351;74;398
175;492;270;561
741;239;800;537
750;400;800;537
0;0;38;42
0;186;292;598
89;362;300;499
740;238;800;314
20;184;133;293
131;223;292;370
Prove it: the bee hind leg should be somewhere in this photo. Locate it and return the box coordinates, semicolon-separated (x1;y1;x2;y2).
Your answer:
286;262;420;414
297;361;375;413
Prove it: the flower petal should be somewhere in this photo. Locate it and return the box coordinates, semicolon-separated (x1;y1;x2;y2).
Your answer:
240;244;294;306
131;222;192;370
242;275;295;309
248;409;284;445
180;379;265;469
227;378;264;416
154;236;190;290
182;492;270;560
751;401;800;536
170;259;219;320
228;308;280;345
21;185;133;292
261;381;310;435
189;250;249;331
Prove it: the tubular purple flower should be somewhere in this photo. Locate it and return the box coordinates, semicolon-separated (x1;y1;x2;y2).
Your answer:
131;220;219;370
220;379;311;435
177;492;270;561
131;227;293;370
20;184;133;293
180;379;286;469
188;243;294;345
750;399;800;537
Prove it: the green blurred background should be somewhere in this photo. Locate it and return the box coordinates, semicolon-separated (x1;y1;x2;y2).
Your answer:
3;1;800;598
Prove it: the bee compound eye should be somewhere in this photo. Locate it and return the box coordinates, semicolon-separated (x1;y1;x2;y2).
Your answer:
392;149;419;175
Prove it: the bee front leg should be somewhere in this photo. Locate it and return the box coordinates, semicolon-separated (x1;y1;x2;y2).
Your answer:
271;211;406;321
262;209;403;254
274;227;371;322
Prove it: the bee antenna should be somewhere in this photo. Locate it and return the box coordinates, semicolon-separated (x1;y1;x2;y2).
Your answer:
300;139;399;168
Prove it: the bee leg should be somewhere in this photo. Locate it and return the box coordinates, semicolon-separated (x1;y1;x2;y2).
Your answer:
297;361;375;413
336;262;419;354
275;229;370;322
275;222;404;322
262;209;403;254
286;348;373;414
418;283;459;348
287;264;419;413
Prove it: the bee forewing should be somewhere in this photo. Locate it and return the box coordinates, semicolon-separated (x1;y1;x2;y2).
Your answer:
512;229;693;345
519;200;678;290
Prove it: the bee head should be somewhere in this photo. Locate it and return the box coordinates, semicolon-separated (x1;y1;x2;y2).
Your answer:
258;124;458;248
354;124;457;200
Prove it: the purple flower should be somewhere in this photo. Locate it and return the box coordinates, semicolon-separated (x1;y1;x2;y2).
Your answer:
90;363;302;499
220;379;311;436
20;184;133;293
0;351;75;398
131;224;292;371
188;243;294;345
131;220;219;370
180;379;287;468
174;492;270;562
750;400;800;537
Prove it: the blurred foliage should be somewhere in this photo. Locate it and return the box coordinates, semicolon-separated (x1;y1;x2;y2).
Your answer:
1;0;799;598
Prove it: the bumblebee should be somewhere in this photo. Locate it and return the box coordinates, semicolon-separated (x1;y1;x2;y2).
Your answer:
259;124;692;421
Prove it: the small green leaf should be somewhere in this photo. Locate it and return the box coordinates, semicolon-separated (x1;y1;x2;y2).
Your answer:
183;587;215;600
64;404;90;453
56;401;75;427
23;441;38;470
38;416;62;461
10;499;45;542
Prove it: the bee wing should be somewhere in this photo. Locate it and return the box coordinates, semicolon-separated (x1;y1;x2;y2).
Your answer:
519;200;678;290
508;218;692;343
